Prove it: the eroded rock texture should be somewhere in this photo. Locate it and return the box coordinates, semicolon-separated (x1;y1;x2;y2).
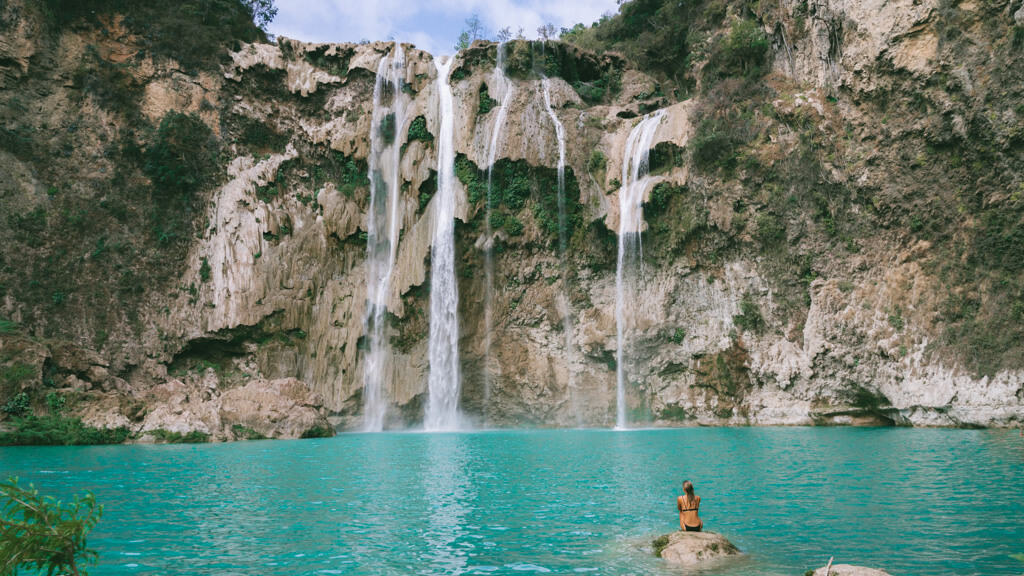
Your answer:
1;0;1021;439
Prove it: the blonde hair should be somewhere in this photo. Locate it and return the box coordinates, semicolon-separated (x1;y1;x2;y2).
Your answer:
683;480;695;496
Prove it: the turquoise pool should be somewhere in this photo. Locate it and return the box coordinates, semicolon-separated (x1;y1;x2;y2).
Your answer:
2;428;1022;575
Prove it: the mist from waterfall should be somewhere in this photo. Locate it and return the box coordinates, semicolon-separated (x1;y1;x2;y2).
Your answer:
615;110;666;430
482;43;514;416
425;56;462;431
362;43;407;432
541;78;579;424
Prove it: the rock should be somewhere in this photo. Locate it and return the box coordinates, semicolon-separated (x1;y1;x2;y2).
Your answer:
654;531;740;566
810;564;893;576
1015;4;1024;27
219;377;331;439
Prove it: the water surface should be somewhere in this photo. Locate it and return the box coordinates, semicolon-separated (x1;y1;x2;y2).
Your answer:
2;428;1022;575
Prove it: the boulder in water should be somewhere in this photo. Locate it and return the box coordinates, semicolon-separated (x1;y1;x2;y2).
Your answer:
653;531;740;566
808;564;893;576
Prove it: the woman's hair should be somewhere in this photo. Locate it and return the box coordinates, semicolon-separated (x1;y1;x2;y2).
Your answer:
683;480;694;496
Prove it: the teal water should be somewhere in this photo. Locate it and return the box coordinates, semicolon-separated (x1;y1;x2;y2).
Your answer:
2;428;1023;575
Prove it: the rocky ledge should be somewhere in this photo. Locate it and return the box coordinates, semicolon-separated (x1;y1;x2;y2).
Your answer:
652;531;740;566
809;564;893;576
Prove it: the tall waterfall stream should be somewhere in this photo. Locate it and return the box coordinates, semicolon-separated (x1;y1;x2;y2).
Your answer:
361;44;406;431
425;55;462;431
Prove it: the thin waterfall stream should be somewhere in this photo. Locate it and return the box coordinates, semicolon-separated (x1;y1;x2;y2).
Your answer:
425;55;462;431
615;110;666;429
541;78;579;424
482;43;514;415
362;44;406;431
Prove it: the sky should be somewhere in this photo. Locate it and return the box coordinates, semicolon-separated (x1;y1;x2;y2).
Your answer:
267;0;621;57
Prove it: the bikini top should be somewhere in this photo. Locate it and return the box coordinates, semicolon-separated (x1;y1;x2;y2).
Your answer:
679;496;699;512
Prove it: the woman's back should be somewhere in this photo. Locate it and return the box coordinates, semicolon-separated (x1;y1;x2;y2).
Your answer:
677;481;702;531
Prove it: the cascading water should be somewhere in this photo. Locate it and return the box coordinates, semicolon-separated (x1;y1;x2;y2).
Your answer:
425;56;462;431
362;44;407;432
541;78;579;423
615;110;666;430
482;43;514;412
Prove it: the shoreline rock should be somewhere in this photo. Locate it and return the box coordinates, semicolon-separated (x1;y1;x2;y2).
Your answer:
653;531;740;566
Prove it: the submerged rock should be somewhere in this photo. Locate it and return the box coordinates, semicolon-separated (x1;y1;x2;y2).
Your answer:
809;565;892;576
653;531;740;566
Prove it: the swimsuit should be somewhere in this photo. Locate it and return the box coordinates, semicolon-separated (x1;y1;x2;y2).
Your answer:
680;497;701;532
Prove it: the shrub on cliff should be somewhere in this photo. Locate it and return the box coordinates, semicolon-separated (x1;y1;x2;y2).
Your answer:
560;0;696;95
0;416;130;446
144;112;219;197
704;19;771;82
0;477;102;576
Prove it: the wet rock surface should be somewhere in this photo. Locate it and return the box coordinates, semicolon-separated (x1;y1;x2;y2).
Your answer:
654;531;740;566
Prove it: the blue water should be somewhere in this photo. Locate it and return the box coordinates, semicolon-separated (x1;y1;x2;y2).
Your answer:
2;428;1023;575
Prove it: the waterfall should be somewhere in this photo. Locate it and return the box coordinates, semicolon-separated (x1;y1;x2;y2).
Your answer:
541;78;579;424
482;43;514;414
362;43;406;432
615;110;666;429
425;56;462;431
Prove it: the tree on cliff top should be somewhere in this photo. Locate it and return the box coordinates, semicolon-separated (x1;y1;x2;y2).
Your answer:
0;478;103;576
455;13;488;51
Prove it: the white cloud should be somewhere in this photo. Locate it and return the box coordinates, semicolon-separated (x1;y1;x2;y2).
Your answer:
269;0;620;55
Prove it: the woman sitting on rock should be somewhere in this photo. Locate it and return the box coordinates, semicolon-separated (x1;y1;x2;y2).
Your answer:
677;480;703;532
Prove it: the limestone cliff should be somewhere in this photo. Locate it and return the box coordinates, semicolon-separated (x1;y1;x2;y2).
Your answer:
0;0;1021;440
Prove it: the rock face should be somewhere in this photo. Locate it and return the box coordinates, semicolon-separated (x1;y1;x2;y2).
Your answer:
655;531;740;566
0;0;1022;438
219;378;331;439
811;564;893;576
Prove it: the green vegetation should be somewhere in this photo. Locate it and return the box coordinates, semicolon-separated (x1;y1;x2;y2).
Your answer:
562;1;769;97
230;424;266;440
199;258;212;282
469;157;584;243
2;393;30;418
40;0;275;70
455;154;489;205
504;215;524;236
0;319;17;334
670;328;686;344
150;429;211;443
300;425;334;439
454;13;487;52
648;141;684;175
643;183;707;261
417;171;437;213
888;309;905;331
1;477;102;576
2;363;35;389
0;416;130;446
236;116;289;153
407;116;433;143
144;112;219;197
46;392;66;415
561;0;697;95
652;534;670;557
704;19;771;82
755;211;787;247
7;208;47;248
587;150;606;174
733;293;765;334
313;151;370;198
73;45;143;117
690;87;761;175
478;83;498;115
